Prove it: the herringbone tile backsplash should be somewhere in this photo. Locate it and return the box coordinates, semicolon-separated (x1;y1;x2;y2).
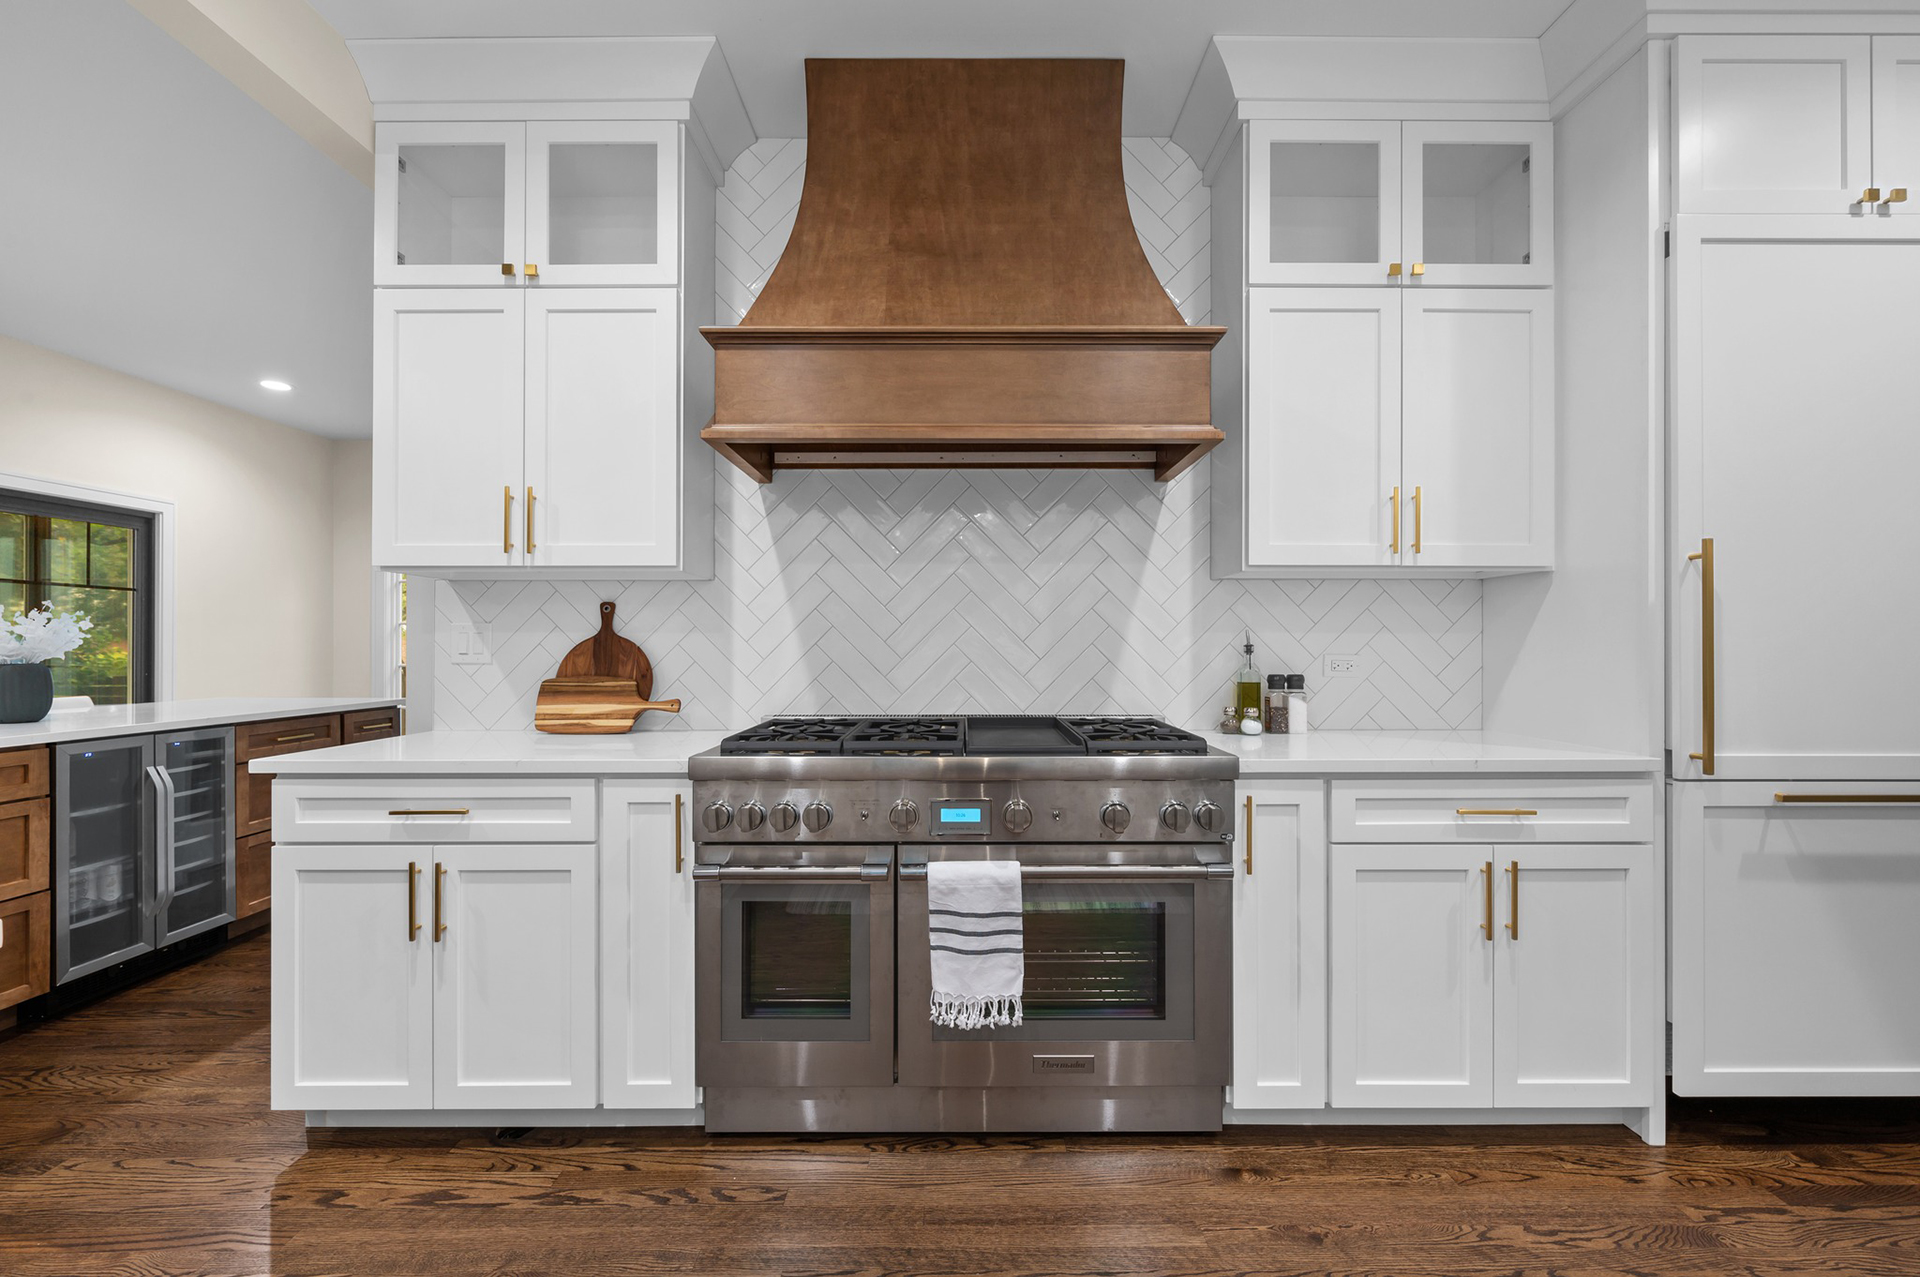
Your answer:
429;138;1482;734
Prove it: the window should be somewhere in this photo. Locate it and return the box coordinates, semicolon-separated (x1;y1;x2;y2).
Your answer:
0;490;154;705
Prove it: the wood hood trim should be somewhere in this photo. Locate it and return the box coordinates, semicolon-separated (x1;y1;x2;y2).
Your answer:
703;58;1224;484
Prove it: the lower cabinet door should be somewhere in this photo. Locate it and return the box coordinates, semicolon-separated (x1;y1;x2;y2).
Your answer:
1331;845;1494;1108
271;845;433;1110
599;781;697;1109
1492;846;1654;1108
1673;781;1920;1096
434;844;598;1109
1231;782;1328;1109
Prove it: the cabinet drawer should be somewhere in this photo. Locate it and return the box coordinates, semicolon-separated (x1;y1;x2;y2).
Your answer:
0;747;49;804
235;833;272;919
1330;781;1652;844
343;707;402;742
236;763;274;838
236;715;344;763
273;780;598;844
0;799;51;903
0;891;50;1011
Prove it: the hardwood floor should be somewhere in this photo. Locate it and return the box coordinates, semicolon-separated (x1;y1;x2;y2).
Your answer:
3;934;1919;1277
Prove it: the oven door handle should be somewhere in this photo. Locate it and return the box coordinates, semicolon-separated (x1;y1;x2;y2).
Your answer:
692;865;889;882
898;864;1232;882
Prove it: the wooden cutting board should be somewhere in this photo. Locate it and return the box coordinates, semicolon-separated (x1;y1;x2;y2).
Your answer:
534;677;681;734
556;601;653;698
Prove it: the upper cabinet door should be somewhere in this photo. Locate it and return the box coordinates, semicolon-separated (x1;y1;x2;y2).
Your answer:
1874;36;1920;214
526;122;680;286
373;290;527;569
1401;122;1552;287
1400;289;1553;571
1244;287;1402;569
1677;36;1873;214
1249;121;1402;286
523;289;681;568
375;123;527;287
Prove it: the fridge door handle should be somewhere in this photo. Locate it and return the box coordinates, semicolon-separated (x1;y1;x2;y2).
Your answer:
155;763;178;922
141;766;166;918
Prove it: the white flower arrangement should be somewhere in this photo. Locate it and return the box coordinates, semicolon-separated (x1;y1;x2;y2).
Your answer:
2;603;93;665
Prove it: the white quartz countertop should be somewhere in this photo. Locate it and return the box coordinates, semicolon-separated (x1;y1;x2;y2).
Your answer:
253;728;1655;777
0;697;404;750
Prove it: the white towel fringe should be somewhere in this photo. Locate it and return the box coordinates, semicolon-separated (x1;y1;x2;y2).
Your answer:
930;990;1023;1030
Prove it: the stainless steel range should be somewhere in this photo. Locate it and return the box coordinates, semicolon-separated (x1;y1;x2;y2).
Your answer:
689;715;1237;1133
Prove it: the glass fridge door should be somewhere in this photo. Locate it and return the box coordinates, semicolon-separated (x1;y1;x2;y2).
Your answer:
157;728;235;945
54;736;156;982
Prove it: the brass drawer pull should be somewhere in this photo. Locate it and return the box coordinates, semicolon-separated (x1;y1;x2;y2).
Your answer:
526;487;536;553
1687;538;1715;775
1243;796;1253;876
503;485;515;555
1506;860;1519;939
1774;794;1920;804
1412;485;1423;554
674;792;684;874
1457;808;1538;817
408;861;420;941
1390;486;1400;554
1481;861;1494;941
433;863;446;941
274;731;320;744
387;808;470;817
354;719;394;733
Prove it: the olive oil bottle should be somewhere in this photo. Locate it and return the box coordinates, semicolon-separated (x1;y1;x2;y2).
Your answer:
1233;635;1263;720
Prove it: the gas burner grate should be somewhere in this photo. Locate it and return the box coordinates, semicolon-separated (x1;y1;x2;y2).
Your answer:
719;718;859;755
1063;716;1211;755
843;718;966;756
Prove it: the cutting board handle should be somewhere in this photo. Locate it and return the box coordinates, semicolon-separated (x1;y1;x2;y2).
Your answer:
594;601;618;670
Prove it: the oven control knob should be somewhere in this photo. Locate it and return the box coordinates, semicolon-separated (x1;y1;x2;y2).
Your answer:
802;801;834;833
702;801;734;833
1002;799;1033;834
1160;801;1192;833
1193;801;1223;834
769;801;799;833
889;799;919;833
1100;801;1132;834
738;802;766;833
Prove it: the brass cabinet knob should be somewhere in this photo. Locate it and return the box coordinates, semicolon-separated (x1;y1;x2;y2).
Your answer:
1887;188;1909;205
1860;188;1882;205
524;263;539;278
1387;262;1403;277
1409;262;1425;276
500;263;516;277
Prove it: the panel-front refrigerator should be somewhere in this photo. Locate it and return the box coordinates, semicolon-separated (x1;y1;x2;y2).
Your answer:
53;727;237;984
1667;217;1920;1097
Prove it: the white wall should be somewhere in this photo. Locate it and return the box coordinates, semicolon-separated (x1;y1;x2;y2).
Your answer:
330;439;373;695
1482;46;1663;755
0;335;370;700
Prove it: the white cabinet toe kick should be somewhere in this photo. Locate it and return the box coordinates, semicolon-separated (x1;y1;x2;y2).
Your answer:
269;768;1662;1142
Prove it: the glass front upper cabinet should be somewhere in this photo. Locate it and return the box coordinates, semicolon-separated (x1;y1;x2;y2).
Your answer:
375;121;678;287
1249;120;1552;287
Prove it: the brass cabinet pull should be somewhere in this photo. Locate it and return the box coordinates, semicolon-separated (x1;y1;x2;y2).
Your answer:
1886;188;1909;205
387;808;470;817
1387;262;1403;277
1457;808;1538;817
524;263;539;278
500;263;516;277
526;487;536;553
354;719;394;733
1687;538;1715;774
433;863;446;941
1390;486;1401;554
1860;187;1883;205
408;861;421;941
1481;861;1494;941
503;485;515;555
674;792;684;874
1410;262;1425;276
1774;793;1920;804
1243;796;1253;876
1412;485;1423;554
1506;860;1519;939
274;731;319;744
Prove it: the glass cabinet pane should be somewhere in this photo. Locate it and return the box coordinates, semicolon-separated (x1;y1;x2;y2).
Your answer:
162;733;232;938
545;142;659;266
395;143;506;267
1269;141;1381;264
59;741;150;977
1420;142;1533;266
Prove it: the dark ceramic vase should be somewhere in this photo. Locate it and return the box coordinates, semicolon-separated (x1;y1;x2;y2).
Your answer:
0;663;54;723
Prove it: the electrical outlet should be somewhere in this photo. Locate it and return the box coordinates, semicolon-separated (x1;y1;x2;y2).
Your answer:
1323;654;1365;678
449;622;492;666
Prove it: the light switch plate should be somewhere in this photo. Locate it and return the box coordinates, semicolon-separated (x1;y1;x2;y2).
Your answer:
449;622;492;666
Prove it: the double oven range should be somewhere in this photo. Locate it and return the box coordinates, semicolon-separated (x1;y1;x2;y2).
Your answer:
689;715;1237;1133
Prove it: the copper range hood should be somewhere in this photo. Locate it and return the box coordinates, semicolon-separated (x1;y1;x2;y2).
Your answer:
700;59;1226;484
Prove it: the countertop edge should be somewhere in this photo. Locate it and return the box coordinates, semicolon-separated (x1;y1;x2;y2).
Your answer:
0;698;404;750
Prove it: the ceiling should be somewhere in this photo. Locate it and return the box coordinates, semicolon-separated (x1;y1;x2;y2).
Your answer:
0;0;371;439
309;0;1577;136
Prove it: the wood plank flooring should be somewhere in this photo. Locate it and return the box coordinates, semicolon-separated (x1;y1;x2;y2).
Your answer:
3;933;1919;1277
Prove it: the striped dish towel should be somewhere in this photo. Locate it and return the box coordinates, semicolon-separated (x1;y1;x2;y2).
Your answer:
927;859;1024;1029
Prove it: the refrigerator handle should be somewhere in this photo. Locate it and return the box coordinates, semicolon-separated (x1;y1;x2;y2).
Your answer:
142;766;167;918
155;763;178;922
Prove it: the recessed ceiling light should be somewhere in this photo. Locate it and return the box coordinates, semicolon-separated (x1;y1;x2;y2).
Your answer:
259;378;292;392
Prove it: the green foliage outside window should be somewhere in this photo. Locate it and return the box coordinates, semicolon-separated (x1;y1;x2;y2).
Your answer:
0;510;142;705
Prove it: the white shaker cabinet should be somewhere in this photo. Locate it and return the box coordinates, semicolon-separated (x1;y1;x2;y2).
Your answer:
1400;121;1552;288
1330;846;1494;1108
599;781;698;1110
373;290;527;569
1248;121;1403;287
271;845;434;1111
1230;782;1328;1110
1399;289;1554;571
376;122;527;287
1677;36;1875;214
1875;37;1920;216
1672;783;1920;1097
